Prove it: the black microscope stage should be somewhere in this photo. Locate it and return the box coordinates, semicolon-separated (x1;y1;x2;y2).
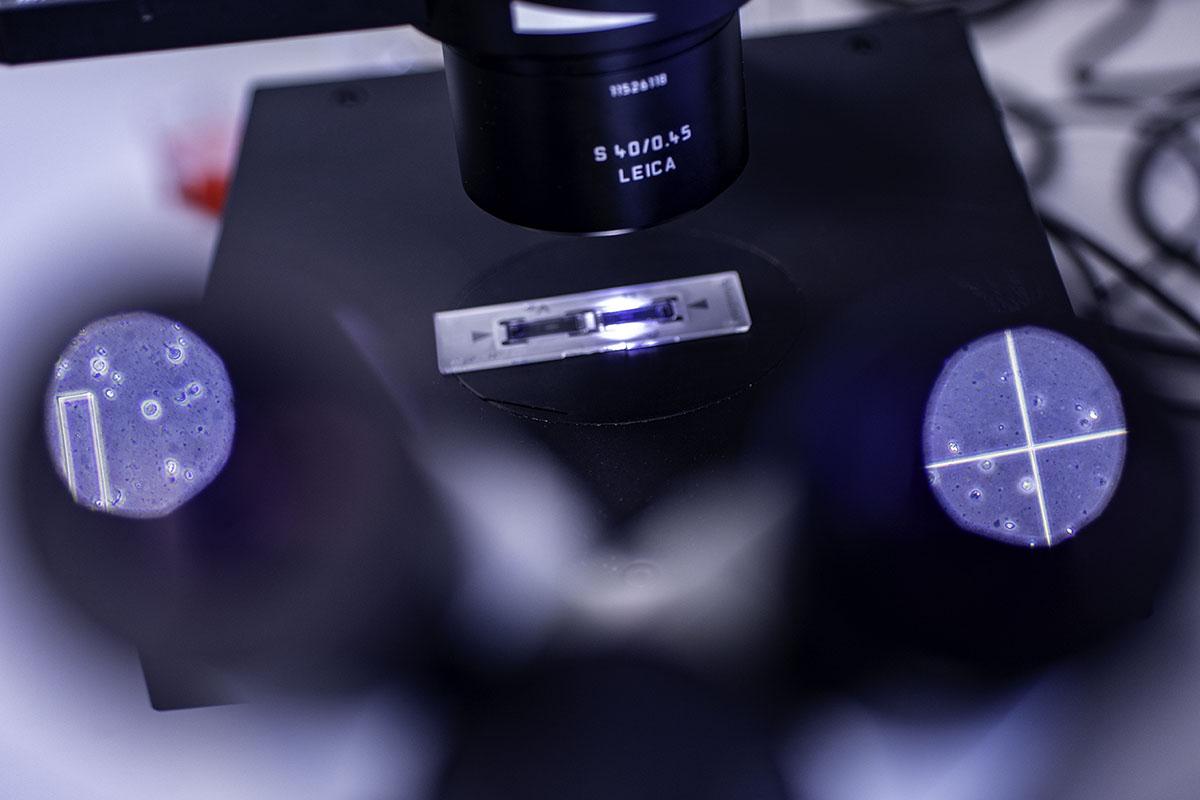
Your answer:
205;10;1069;524
41;11;1189;715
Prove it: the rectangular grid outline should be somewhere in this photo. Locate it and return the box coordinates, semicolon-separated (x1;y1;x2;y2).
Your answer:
923;329;1129;546
55;390;111;507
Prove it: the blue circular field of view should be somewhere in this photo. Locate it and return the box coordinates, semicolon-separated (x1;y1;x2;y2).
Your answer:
44;312;235;519
923;327;1126;548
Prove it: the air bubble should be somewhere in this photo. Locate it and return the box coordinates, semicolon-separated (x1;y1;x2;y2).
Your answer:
140;399;162;420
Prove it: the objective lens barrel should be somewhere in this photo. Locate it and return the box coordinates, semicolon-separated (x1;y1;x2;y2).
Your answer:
443;13;748;234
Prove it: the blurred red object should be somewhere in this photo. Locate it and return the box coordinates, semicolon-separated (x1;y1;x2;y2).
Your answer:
166;121;238;218
180;173;230;216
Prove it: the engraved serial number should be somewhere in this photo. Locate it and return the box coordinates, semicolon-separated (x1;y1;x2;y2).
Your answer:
609;72;669;98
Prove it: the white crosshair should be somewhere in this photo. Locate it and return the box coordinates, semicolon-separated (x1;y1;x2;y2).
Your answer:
925;330;1128;546
55;389;112;508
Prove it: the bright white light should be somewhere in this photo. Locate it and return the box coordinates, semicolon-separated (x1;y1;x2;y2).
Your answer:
510;1;657;35
434;272;752;374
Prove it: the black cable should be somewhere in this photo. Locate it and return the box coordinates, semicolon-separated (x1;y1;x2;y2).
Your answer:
1067;0;1160;89
1047;222;1200;366
867;0;1034;21
1042;212;1200;340
1127;106;1200;270
1066;0;1200;104
1042;217;1200;418
1045;222;1112;320
1000;94;1062;190
1103;326;1200;363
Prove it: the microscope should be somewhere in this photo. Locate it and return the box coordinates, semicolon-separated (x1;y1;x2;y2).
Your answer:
5;0;1188;715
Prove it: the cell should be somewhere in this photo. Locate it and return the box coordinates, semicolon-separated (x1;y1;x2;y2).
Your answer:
1009;327;1126;445
924;454;1044;548
923;326;1127;547
141;398;163;420
923;331;1028;465
43;311;235;519
1035;438;1126;543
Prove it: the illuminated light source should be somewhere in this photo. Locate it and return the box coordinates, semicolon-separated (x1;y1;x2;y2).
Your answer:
44;312;235;518
433;271;751;374
923;327;1126;547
